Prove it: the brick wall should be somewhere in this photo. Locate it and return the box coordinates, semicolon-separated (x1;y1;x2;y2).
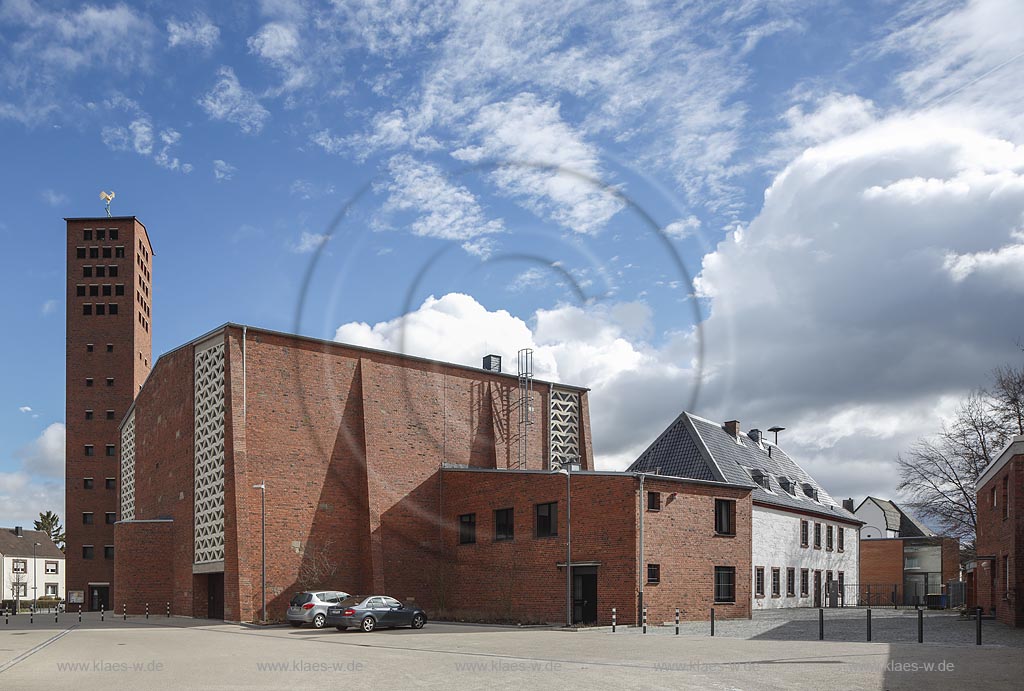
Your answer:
976;453;1023;626
113;520;173;614
859;539;905;603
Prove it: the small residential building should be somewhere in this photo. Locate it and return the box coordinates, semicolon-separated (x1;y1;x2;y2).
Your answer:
0;527;66;608
628;413;861;609
969;435;1023;626
854;497;960;606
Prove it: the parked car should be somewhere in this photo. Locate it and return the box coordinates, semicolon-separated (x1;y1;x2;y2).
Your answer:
325;595;427;632
286;591;351;629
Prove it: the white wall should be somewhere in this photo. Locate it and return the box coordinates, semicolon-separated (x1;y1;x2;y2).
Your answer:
1;554;66;605
751;505;860;609
854;501;894;539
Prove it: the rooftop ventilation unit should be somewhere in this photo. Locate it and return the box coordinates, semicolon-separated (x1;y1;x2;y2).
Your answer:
482;354;502;373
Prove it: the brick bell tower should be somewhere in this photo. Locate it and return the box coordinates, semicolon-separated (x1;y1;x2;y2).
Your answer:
65;216;153;610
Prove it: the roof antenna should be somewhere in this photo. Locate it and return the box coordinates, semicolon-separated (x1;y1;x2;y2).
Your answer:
768;426;785;445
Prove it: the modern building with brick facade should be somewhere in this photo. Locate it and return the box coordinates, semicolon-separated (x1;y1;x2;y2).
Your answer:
854;497;960;606
65;216;153;611
629;413;861;609
969;435;1023;626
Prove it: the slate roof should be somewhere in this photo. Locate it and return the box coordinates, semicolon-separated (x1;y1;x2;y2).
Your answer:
861;497;935;537
628;412;862;524
0;528;64;559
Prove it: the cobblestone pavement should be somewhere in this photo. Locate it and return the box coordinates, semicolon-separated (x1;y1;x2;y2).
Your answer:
610;607;1024;647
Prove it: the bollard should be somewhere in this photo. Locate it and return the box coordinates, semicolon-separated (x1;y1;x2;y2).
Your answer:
867;608;872;642
166;602;170;618
818;608;824;640
146;603;149;620
918;608;923;643
79;605;82;623
710;608;715;637
55;609;59;624
976;607;982;645
611;607;616;633
675;608;680;636
123;603;127;621
642;607;647;634
30;606;33;625
101;605;104;622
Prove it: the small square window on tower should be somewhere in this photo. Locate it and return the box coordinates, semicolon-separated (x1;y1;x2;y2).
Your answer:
106;344;113;352
84;229;92;241
115;284;125;296
89;285;98;296
76;285;85;296
76;247;86;259
95;304;105;316
109;229;118;240
96;229;105;241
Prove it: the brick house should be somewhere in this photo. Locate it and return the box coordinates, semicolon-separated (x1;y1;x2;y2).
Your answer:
854;497;960;606
968;435;1023;626
629;413;861;609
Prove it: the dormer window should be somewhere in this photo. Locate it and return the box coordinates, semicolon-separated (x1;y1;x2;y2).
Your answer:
778;477;796;495
750;468;771;491
801;483;819;501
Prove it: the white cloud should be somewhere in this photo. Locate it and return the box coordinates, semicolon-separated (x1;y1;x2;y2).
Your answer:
129;118;154;155
40;189;67;207
40;299;57;316
0;471;63;530
290;231;330;253
198;67;270;134
289;179;335;199
18;406;32;414
213;159;237;181
452;93;622;234
167;14;220;50
664;216;701;239
383;154;504;250
14;423;65;478
769;93;878;165
508;267;547;292
100;99;190;172
248;22;300;62
335;293;690;468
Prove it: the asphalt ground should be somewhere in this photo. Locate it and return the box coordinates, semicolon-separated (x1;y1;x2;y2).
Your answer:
0;612;1019;690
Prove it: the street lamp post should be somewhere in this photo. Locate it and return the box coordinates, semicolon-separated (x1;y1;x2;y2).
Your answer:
552;462;572;627
253;481;266;623
32;542;40;612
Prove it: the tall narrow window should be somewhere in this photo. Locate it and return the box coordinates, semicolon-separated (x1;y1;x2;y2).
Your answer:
1004;477;1010;519
647;563;661;584
458;513;476;544
786;567;796;596
755;566;765;597
715;567;735;603
800;569;809;596
647;491;661;511
826;525;834;551
494;508;514;541
837;527;845;552
814;523;822;549
535;502;558;537
771;568;781;597
715;498;736;535
800;520;809;547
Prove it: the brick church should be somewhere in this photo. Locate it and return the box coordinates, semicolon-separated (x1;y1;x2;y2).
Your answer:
65;214;762;625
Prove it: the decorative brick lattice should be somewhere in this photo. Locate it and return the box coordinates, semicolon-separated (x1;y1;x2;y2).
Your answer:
550;388;580;466
120;410;136;520
194;340;226;565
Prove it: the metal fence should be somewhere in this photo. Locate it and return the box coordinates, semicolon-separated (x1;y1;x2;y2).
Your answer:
827;583;964;609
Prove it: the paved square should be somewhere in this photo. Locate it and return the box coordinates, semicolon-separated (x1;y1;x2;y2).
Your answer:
0;613;1019;690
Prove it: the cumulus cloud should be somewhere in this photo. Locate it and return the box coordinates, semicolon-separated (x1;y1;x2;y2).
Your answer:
167;14;220;50
14;423;65;478
18;406;32;414
40;189;67;207
383;155;505;251
213;159;237;181
335;293;694;470
198;67;270;134
100;98;190;172
0;471;64;529
664;216;701;239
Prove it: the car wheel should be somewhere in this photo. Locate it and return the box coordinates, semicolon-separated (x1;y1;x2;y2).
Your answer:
360;616;376;632
312;613;326;629
411;614;426;629
289;622;303;628
335;626;348;632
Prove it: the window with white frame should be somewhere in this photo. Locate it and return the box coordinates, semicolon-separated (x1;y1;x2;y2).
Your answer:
12;559;27;573
45;561;58;574
45;583;58;597
13;582;27;597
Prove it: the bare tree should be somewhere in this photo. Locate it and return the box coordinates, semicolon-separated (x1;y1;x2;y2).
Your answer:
897;391;1002;545
9;572;27;612
296;540;339;591
991;364;1024;436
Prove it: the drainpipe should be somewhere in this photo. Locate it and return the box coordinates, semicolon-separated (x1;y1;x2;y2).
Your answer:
241;326;247;426
637;472;645;625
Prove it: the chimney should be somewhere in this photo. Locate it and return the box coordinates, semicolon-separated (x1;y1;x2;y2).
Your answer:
14;526;23;537
748;428;763;445
842;498;855;512
724;420;740;439
482;354;502;373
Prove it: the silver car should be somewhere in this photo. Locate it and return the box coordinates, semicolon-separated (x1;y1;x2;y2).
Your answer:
287;591;350;629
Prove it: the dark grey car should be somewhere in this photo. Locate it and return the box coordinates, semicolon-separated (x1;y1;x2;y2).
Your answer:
325;595;427;632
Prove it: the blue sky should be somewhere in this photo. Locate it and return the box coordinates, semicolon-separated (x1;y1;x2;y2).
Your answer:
2;0;1023;528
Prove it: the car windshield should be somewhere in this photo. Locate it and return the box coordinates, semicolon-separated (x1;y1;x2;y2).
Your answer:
290;593;312;606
